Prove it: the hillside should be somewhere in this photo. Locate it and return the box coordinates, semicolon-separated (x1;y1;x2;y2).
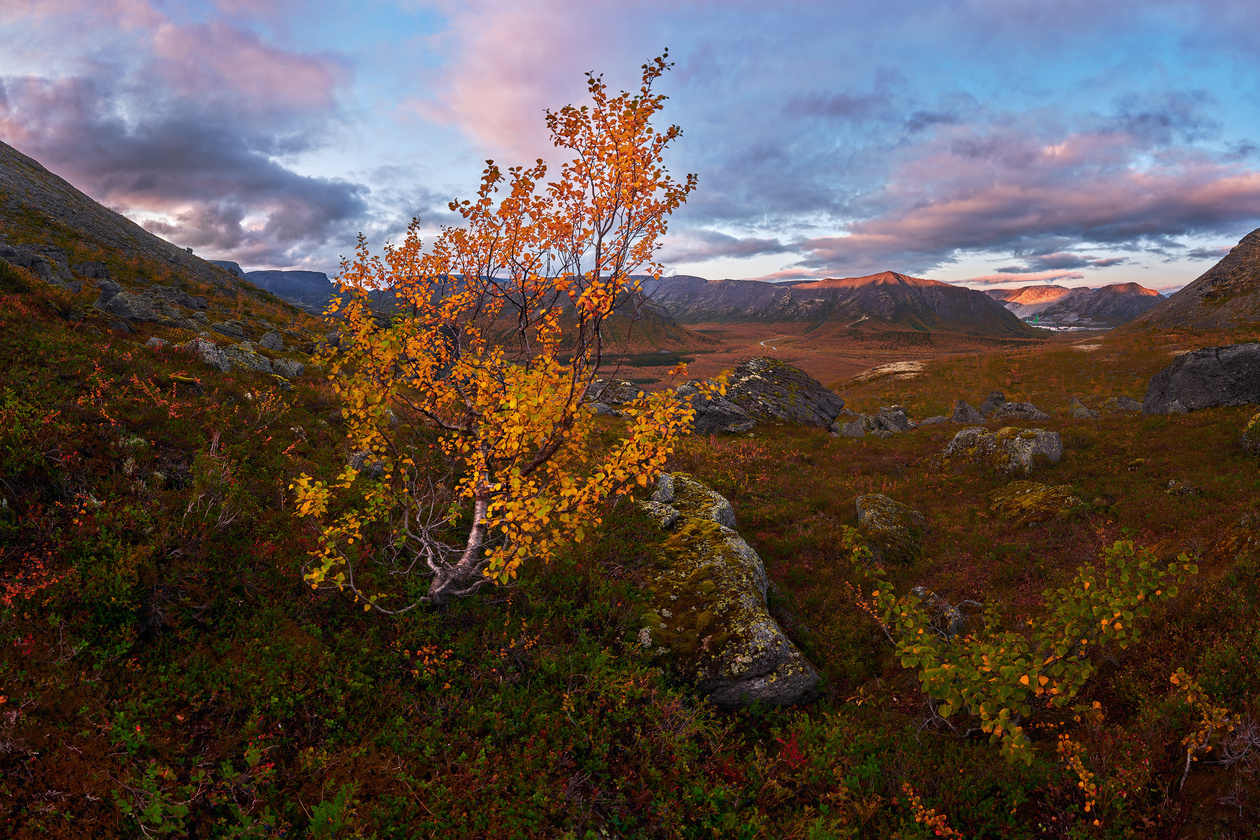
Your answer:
1131;227;1260;330
643;270;1041;339
988;282;1165;328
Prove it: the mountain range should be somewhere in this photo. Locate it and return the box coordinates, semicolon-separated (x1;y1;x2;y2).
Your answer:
986;283;1165;328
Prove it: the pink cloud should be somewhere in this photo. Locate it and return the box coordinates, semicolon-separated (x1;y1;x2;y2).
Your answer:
151;22;346;114
951;270;1087;287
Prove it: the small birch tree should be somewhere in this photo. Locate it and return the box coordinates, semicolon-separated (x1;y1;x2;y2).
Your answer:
291;54;709;610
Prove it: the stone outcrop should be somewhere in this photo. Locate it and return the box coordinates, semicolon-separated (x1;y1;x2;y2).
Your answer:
1142;344;1260;414
637;473;820;707
991;401;1050;421
952;400;985;424
978;391;1006;417
178;335;303;379
854;494;927;564
990;481;1083;528
724;357;844;429
1068;397;1100;419
939;427;1063;475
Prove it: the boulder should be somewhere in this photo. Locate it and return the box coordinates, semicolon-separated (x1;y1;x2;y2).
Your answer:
939;426;1063;475
835;418;866;438
1143;344;1260;414
952;400;986;424
636;473;820;707
259;330;284;352
724;357;844;429
585;379;645;405
692;393;756;434
991;401;1050;421
872;405;914;433
910;586;970;641
978;391;1006;417
73;261;111;279
919;415;949;426
855;494;927;564
211;320;248;340
990;481;1083;528
179;337;231;373
145;337;167;350
273;359;305;380
222;344;273;374
1068;397;1100;419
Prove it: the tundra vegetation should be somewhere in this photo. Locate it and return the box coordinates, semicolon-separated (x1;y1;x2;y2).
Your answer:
3;63;1260;839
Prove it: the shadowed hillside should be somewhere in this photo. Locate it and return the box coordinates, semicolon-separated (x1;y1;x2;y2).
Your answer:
1131;227;1260;330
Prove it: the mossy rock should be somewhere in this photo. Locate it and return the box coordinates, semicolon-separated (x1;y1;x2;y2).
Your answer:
855;494;927;564
636;473;820;707
990;480;1083;528
724;357;845;429
939;426;1063;475
1243;412;1260;456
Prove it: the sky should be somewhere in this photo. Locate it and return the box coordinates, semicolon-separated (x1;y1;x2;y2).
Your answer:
3;1;1260;293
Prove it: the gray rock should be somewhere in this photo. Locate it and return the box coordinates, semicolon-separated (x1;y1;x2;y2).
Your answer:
978;391;1006;416
98;291;158;322
347;450;385;479
873;405;913;432
588;401;616;416
94;279;122;304
272;359;305;379
1068;397;1100;419
259;330;284;352
145;337;168;350
222;344;272;373
180;337;231;373
73;261;111;279
724;357;844;429
692;394;756;434
919;415;949;426
639;500;680;529
952;400;986;423
910;586;968;641
211;320;248;340
652;473;676;504
1143;344;1260;414
836;419;867;438
991;401;1051;421
940;426;1063;475
637;473;821;707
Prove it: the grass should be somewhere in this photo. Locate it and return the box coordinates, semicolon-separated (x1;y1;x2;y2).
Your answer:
2;267;1260;838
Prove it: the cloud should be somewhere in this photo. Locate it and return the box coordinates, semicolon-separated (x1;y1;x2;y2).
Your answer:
0;6;368;269
950;270;1087;287
658;229;792;264
994;252;1129;273
1184;245;1231;260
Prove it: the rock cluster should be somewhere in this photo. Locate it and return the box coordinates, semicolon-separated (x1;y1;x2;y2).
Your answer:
637;473;820;707
179;336;304;380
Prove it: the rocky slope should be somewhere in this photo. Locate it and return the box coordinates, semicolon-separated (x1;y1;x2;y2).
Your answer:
1130;227;1260;330
642;270;1039;338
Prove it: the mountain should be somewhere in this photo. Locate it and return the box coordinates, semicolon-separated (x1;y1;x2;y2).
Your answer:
987;283;1164;328
642;270;1040;338
244;269;338;316
1131;227;1260;330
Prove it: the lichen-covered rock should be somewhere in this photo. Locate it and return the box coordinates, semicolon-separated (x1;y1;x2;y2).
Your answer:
211;320;248;340
952;400;985;423
939;426;1063;475
636;473;820;707
910;586;969;641
1143;344;1260;414
259;330;284;352
919;415;948;426
835;418;866;438
724;357;844;429
854;494;927;564
223;344;272;373
179;336;231;373
1101;396;1143;413
990;481;1083;528
1243;412;1260;456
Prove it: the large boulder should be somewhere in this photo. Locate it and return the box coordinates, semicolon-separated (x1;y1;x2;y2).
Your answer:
952;400;986;424
724;357;844;429
939;427;1063;475
855;494;927;564
179;336;231;373
689;392;756;434
637;473;820;707
1143;344;1260;414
